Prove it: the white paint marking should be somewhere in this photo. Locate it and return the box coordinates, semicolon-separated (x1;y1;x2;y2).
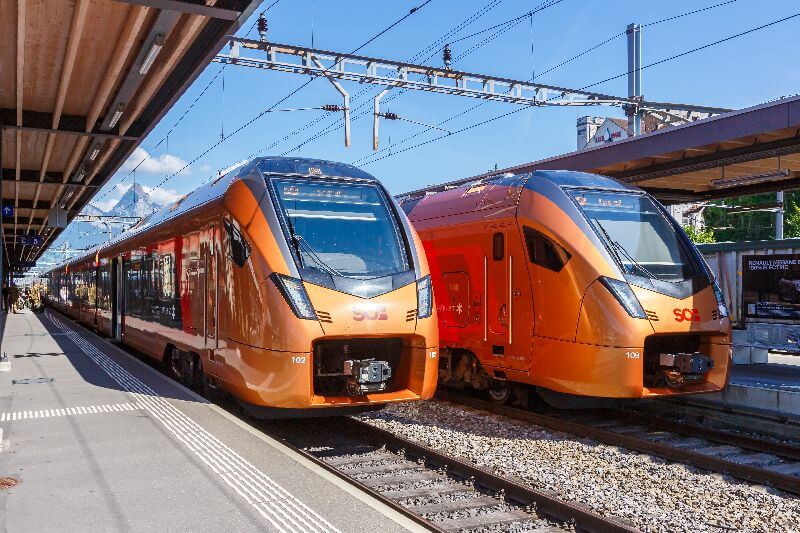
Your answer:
0;403;143;423
48;314;340;533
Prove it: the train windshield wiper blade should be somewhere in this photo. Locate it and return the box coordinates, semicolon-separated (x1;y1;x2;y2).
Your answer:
293;234;344;278
610;238;657;279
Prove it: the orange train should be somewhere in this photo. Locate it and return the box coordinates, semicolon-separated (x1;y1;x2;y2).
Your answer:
399;170;730;406
46;157;438;417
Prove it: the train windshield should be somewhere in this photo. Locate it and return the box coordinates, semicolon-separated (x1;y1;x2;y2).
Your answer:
569;190;701;282
272;179;409;278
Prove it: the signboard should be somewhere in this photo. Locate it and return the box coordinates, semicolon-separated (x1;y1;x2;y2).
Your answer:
47;207;67;228
16;235;43;246
742;254;800;321
1;205;13;218
12;261;36;269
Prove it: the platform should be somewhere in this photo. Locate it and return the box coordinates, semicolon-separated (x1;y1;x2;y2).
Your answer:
674;353;800;421
0;309;422;532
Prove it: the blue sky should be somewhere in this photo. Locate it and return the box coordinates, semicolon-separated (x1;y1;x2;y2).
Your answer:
91;0;800;210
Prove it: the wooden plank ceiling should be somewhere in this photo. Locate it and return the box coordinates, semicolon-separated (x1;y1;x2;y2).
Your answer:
1;0;258;275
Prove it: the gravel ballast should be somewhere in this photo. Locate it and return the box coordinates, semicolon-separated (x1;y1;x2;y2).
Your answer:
358;400;800;532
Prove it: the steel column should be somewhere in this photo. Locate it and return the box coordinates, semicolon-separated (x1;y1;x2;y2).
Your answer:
627;23;643;136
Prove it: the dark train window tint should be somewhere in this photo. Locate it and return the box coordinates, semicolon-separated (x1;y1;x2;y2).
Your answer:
224;218;251;268
523;226;571;272
492;232;504;261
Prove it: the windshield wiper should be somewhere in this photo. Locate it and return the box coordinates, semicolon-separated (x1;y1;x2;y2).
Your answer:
594;222;657;279
610;238;657;279
293;234;344;278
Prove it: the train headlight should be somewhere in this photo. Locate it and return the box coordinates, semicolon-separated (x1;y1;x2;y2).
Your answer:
417;275;433;318
270;273;317;320
598;277;647;319
712;280;729;318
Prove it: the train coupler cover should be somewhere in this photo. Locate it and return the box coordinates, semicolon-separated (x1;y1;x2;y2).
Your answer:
344;359;392;395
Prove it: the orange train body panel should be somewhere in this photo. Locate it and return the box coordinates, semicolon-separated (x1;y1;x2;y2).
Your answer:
46;157;437;416
400;170;730;400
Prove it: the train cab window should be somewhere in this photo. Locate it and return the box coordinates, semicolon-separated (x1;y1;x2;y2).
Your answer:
523;226;571;272
492;232;504;261
223;218;251;268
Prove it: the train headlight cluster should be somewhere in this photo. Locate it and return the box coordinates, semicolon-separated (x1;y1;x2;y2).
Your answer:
599;277;647;319
271;273;318;320
417;275;433;318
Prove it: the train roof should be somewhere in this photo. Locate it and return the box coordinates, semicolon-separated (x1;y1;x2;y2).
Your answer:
48;156;377;272
528;170;640;192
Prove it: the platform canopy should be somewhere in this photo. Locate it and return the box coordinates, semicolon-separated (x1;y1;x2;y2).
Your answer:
406;95;800;205
1;0;260;277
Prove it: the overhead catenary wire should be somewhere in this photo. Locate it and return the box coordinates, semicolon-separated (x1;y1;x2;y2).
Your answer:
91;0;285;206
361;9;800;167
276;0;562;158
354;0;747;165
233;0;507;166
145;0;435;193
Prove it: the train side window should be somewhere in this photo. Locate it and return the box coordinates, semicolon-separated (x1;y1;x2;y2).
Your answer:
492;232;504;261
223;218;251;268
523;226;571;272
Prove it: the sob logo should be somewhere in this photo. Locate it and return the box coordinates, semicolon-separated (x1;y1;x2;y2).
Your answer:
673;308;701;322
352;304;389;321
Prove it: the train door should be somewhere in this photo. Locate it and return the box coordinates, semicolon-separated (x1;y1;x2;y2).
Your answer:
201;225;218;348
486;229;510;367
111;257;124;341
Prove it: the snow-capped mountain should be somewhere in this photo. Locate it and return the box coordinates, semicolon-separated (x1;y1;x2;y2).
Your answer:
38;184;166;269
108;183;160;218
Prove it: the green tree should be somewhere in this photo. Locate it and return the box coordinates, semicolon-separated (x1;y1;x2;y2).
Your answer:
683;225;716;243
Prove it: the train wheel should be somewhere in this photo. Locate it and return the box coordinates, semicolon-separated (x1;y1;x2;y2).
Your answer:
487;380;512;405
167;348;194;387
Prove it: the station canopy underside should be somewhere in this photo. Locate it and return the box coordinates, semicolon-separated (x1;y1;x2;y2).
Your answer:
416;95;800;205
1;0;259;274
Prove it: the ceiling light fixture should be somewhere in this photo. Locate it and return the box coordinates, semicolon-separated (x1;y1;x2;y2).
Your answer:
89;143;101;161
711;169;790;188
108;103;125;129
139;33;165;75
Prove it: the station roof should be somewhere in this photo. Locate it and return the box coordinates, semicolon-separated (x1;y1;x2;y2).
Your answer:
406;95;800;205
1;0;260;275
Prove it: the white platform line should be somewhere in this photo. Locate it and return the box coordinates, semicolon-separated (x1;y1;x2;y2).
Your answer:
0;403;142;422
48;314;339;533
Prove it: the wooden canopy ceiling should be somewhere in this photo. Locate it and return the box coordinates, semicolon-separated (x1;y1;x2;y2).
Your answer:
1;0;259;275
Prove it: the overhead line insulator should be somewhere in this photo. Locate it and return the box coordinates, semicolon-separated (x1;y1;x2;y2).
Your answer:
257;13;268;42
443;44;452;70
322;104;343;112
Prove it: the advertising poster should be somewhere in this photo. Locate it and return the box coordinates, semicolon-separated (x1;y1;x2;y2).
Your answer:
742;254;800;321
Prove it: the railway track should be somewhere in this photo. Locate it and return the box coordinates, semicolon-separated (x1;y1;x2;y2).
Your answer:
263;416;636;532
437;389;800;497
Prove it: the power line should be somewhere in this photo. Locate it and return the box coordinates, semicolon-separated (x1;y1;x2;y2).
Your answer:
234;0;506;165
356;0;752;166
147;0;435;192
92;0;285;206
362;10;800;167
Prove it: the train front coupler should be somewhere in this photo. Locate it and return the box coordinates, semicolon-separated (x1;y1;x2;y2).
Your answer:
343;358;392;395
658;351;715;388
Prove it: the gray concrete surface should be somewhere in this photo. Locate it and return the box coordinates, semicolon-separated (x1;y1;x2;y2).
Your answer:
0;310;421;532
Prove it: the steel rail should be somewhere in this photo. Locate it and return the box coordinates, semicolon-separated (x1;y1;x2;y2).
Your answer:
607;409;800;462
436;389;800;496
343;417;637;533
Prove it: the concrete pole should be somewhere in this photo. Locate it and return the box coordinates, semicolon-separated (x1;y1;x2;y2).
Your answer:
627;23;642;136
776;191;784;239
